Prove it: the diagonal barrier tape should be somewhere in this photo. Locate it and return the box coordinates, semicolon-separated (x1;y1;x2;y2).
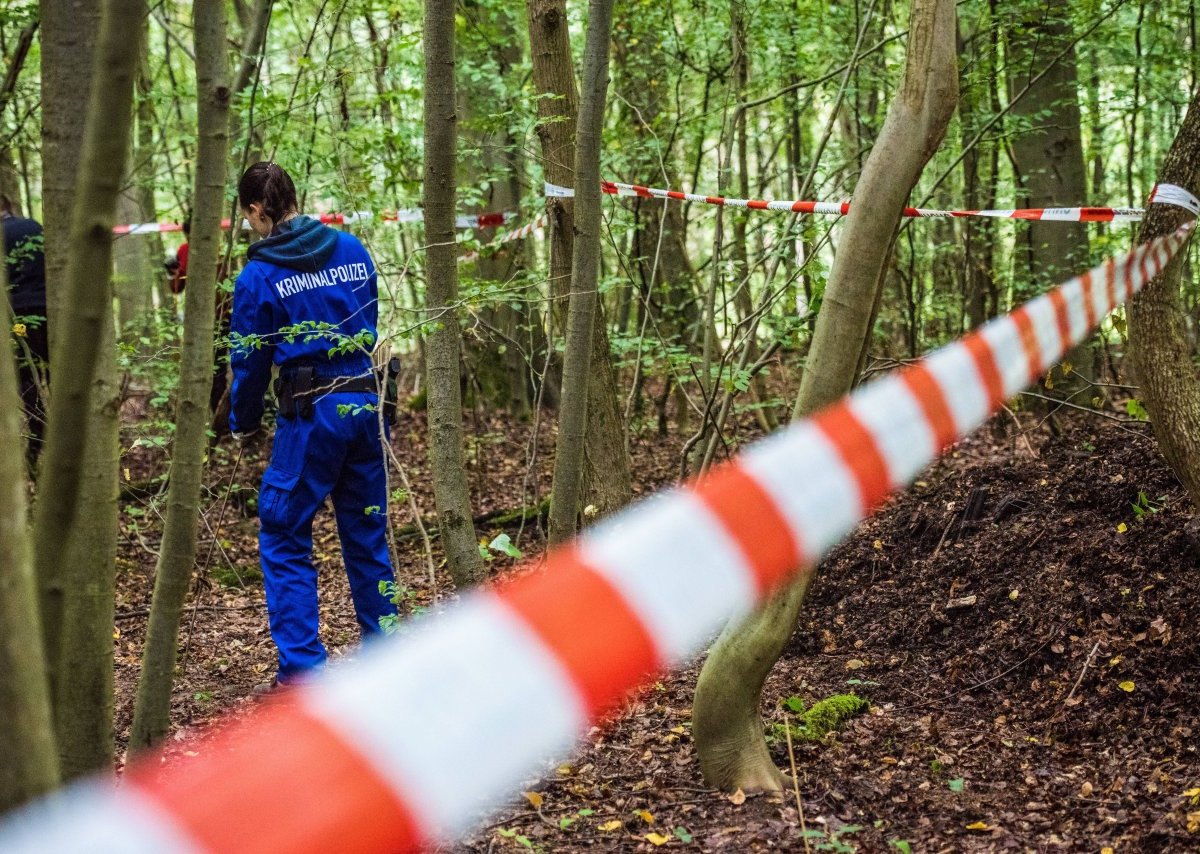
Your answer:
544;181;1174;223
111;210;517;235
2;188;1195;853
459;214;547;264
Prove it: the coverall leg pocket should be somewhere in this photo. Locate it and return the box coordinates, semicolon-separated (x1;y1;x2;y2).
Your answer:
259;467;300;531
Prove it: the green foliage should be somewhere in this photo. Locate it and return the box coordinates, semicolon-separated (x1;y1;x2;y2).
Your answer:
477;533;523;562
1131;490;1165;521
378;580;423;635
1125;398;1150;421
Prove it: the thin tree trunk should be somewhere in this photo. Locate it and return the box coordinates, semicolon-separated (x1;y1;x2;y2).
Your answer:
129;0;229;752
423;0;485;587
135;22;170;311
692;0;958;793
529;0;631;535
546;0;616;544
34;0;144;781
729;1;776;434
0;248;58;811
1128;91;1200;507
114;188;153;336
0;21;37;209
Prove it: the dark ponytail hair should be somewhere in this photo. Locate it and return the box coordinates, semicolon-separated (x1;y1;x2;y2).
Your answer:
237;161;298;226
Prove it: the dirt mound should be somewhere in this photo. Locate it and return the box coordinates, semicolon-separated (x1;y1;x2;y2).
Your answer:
455;419;1200;852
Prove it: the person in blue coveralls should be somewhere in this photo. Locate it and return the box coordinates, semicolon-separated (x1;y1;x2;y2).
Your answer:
229;161;397;688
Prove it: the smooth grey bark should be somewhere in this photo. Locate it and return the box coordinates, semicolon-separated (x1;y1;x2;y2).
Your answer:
35;0;144;781
1128;91;1200;507
693;0;958;793
0;248;58;811
546;0;617;544
423;0;485;586
129;0;230;753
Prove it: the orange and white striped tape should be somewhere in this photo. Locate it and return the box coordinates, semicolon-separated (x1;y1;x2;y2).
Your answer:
545;180;1192;223
111;210;515;235
2;188;1195;853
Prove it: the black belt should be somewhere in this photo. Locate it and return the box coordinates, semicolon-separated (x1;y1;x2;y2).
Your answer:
298;375;378;396
275;366;378;419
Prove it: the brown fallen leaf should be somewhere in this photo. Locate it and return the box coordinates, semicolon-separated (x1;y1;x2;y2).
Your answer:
728;788;746;805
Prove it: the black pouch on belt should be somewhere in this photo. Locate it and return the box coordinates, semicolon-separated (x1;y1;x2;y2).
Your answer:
294;365;316;419
274;365;317;419
274;375;296;419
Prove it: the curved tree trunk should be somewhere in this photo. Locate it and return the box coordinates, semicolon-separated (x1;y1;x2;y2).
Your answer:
423;0;485;586
34;0;145;781
692;0;958;792
1128;91;1200;507
129;0;230;752
0;250;58;811
546;0;618;544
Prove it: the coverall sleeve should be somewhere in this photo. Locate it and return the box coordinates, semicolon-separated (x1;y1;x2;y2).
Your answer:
229;268;276;433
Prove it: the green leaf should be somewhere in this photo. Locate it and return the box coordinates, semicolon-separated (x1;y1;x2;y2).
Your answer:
948;778;965;793
674;826;693;843
488;532;523;559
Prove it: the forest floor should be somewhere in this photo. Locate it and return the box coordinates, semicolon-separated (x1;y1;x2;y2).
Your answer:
112;399;1200;852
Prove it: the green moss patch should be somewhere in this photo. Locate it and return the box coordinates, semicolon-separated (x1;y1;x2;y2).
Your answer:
771;693;870;744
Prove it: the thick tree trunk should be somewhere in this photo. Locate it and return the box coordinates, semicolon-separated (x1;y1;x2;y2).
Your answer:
459;3;533;417
693;0;958;793
1128;91;1200;507
546;0;617;544
0;250;58;811
423;0;485;587
129;0;229;753
1006;0;1092;382
34;0;144;781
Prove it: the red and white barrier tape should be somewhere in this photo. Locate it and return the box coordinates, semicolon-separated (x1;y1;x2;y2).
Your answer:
459;214;547;264
545;181;1188;223
111;210;516;235
3;188;1195;853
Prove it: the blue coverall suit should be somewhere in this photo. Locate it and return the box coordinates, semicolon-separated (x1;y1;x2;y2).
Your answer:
229;216;397;682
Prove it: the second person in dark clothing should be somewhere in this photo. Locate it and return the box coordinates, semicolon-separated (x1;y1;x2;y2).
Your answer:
2;194;49;469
